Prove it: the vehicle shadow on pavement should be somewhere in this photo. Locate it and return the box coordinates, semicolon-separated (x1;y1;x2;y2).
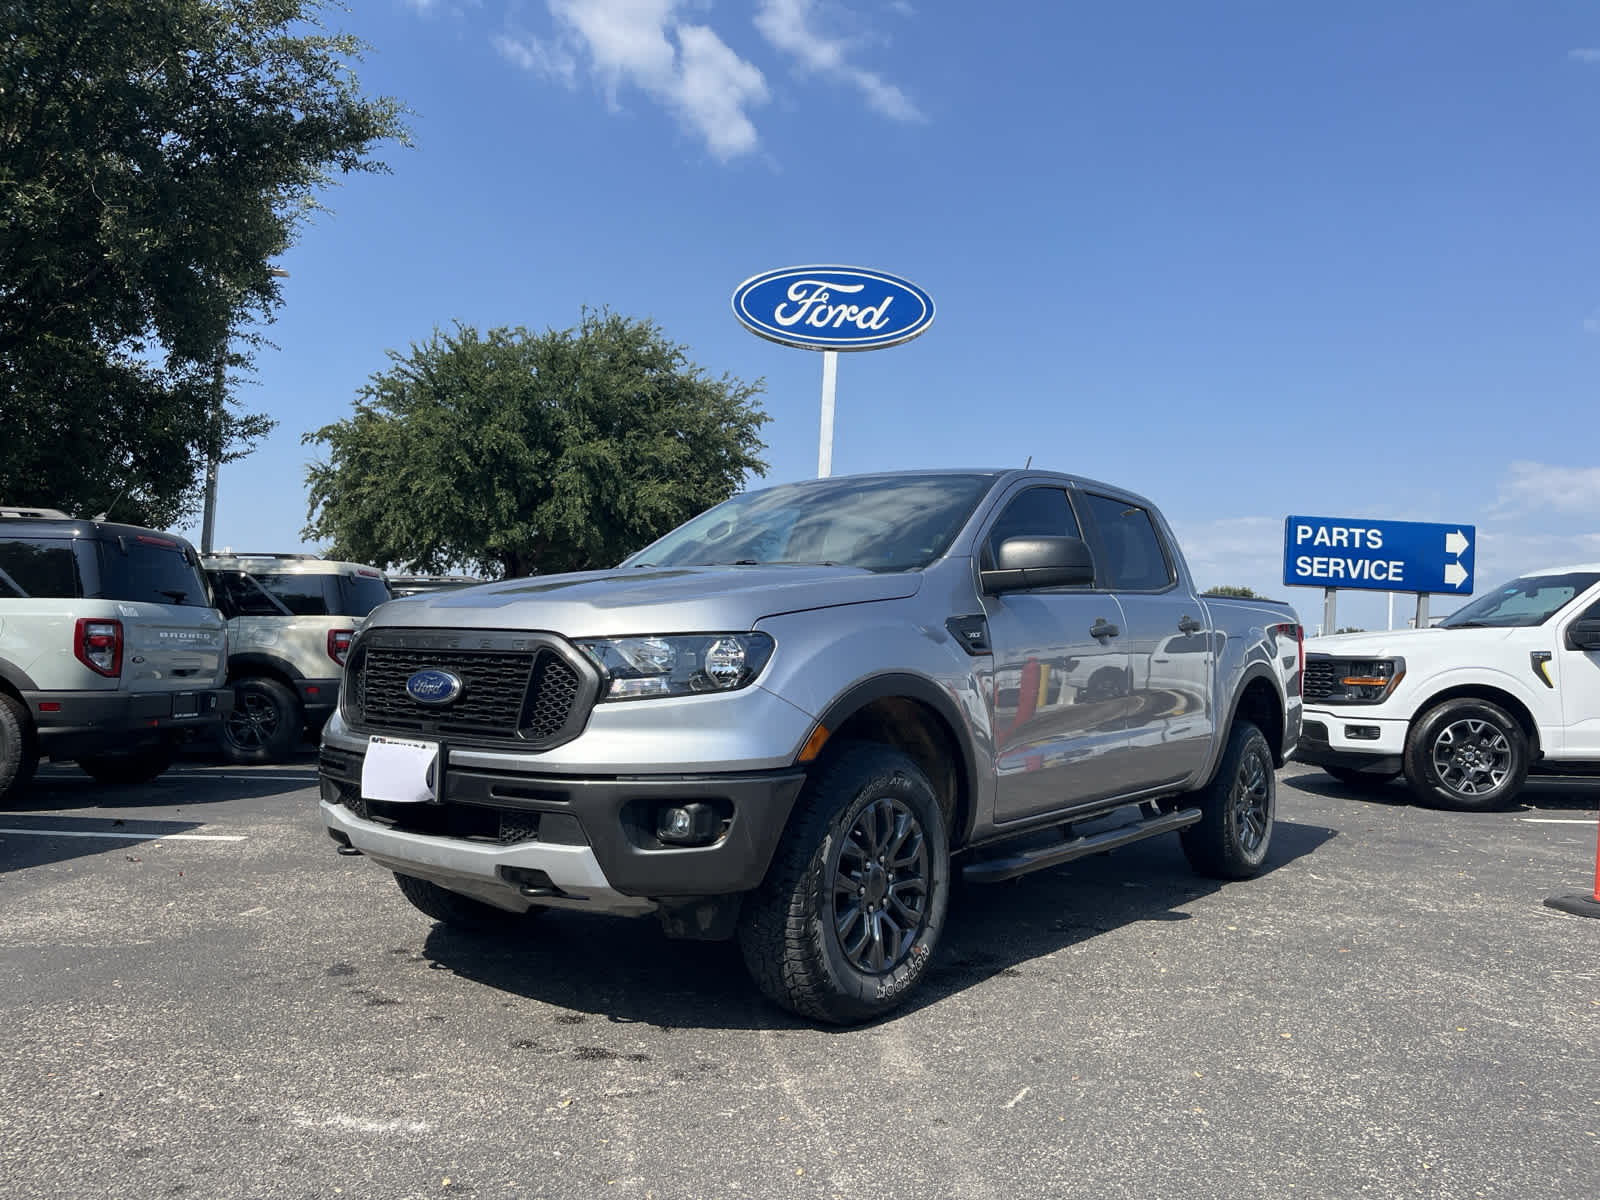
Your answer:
416;817;1336;1031
19;758;318;815
0;814;209;870
1286;770;1599;813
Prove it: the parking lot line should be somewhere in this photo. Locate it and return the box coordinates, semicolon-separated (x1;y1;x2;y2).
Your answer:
0;828;246;842
1518;818;1597;824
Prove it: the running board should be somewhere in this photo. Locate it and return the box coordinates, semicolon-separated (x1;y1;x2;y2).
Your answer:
962;807;1202;884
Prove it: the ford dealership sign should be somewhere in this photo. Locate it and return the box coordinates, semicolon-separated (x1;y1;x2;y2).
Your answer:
732;265;935;351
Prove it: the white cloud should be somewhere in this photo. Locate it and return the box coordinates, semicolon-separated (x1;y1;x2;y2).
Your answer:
1570;48;1600;63
1166;515;1287;596
1584;309;1600;334
755;0;923;122
500;0;769;160
1495;461;1600;516
493;33;577;85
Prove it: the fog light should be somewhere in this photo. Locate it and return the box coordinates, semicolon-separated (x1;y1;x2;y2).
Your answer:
657;802;720;846
1345;725;1381;741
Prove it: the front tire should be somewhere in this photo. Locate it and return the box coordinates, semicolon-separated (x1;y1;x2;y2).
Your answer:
392;873;542;933
0;693;39;807
737;742;950;1024
1181;719;1276;880
221;676;304;763
76;743;176;786
1403;699;1528;811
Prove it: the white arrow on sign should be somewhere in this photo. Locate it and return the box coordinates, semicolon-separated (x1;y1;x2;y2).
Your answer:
1445;529;1469;557
1444;561;1468;589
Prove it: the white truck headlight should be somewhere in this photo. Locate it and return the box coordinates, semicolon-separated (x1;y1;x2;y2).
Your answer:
577;633;775;701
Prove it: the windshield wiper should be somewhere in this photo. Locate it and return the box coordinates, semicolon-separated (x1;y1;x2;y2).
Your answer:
1444;620;1492;628
157;589;188;603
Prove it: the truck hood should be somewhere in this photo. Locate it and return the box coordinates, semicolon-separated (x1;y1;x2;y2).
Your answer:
367;565;924;637
1305;625;1516;658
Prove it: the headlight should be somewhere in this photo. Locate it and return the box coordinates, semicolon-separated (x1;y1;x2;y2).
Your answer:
1330;657;1405;703
577;633;775;701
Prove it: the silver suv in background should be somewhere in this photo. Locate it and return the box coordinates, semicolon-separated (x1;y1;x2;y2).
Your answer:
0;506;229;804
203;552;391;762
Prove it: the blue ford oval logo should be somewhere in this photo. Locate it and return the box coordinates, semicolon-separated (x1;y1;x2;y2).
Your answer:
405;669;463;707
732;265;935;351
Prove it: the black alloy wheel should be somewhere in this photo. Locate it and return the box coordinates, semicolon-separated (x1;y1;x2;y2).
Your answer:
830;794;933;975
221;677;303;763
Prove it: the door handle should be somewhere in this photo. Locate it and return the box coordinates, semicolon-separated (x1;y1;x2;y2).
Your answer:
1090;619;1120;639
1177;615;1202;634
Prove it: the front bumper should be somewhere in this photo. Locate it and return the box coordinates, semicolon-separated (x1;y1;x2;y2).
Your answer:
318;740;807;915
1292;708;1408;774
25;687;233;759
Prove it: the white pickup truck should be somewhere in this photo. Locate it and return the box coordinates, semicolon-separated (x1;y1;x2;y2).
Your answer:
1295;563;1600;809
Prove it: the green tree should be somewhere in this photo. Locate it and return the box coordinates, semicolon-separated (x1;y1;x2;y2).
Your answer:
1203;584;1262;598
0;0;408;526
302;313;770;578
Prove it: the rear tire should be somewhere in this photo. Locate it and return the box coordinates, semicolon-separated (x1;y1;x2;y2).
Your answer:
0;692;39;807
221;676;303;763
1403;699;1528;811
737;742;950;1025
1181;719;1275;880
1324;766;1400;788
76;743;176;786
393;872;541;933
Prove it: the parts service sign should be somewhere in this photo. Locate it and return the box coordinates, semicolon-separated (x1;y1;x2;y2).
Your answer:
1283;515;1476;594
732;265;935;352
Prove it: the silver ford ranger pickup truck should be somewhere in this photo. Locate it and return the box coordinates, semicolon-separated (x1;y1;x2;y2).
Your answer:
318;469;1303;1023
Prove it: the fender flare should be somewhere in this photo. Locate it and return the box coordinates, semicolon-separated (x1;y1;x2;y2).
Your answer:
815;672;982;844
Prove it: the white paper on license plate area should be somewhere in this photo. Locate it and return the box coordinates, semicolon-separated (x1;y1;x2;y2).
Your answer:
361;735;440;803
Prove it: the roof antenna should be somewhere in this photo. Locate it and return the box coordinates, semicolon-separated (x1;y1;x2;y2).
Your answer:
1023;456;1032;469
93;484;132;522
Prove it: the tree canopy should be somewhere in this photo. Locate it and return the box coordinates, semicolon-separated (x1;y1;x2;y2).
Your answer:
0;0;408;526
302;313;770;578
1203;584;1262;598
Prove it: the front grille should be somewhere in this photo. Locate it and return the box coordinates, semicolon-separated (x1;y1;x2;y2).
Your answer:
345;630;596;749
1304;658;1338;700
333;787;566;847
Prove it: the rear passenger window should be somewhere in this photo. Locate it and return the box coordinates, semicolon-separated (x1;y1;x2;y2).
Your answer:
0;537;81;598
252;573;338;616
1081;494;1173;591
984;488;1081;567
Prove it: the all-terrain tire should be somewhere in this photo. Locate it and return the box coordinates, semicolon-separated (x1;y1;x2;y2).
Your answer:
0;692;39;807
1403;699;1529;812
737;742;951;1025
393;872;542;933
221;676;304;764
1180;719;1276;880
76;743;176;786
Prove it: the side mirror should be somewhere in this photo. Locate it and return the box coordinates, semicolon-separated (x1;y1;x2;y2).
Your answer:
1567;618;1600;652
982;536;1095;593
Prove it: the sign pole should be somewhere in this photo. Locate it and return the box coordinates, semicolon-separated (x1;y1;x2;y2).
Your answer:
818;349;837;478
1415;594;1430;629
1323;588;1337;638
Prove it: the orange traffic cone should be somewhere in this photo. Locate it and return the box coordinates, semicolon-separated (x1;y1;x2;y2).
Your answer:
1545;806;1600;919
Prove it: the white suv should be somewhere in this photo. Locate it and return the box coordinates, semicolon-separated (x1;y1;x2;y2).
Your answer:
0;506;230;805
202;552;391;762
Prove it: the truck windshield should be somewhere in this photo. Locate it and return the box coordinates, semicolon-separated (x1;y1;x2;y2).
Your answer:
1439;572;1600;628
624;473;999;573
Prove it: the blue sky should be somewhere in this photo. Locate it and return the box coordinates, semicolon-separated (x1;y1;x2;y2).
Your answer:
182;0;1600;634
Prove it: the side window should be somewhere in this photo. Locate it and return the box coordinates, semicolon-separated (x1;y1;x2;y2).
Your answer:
0;537;81;598
1080;494;1173;591
252;573;337;616
210;572;289;617
984;488;1081;568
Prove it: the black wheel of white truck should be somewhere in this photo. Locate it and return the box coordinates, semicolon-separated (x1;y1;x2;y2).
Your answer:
393;873;543;933
0;692;40;807
1180;719;1275;880
1403;699;1528;812
737;742;950;1025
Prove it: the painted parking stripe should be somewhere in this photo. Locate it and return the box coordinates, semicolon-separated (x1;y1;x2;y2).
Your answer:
0;828;246;842
1518;818;1598;824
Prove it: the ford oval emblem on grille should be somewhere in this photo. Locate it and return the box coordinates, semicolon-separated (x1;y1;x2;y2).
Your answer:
405;668;463;706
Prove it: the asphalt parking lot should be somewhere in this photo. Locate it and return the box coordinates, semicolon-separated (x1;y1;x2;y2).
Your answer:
1;757;1596;1200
